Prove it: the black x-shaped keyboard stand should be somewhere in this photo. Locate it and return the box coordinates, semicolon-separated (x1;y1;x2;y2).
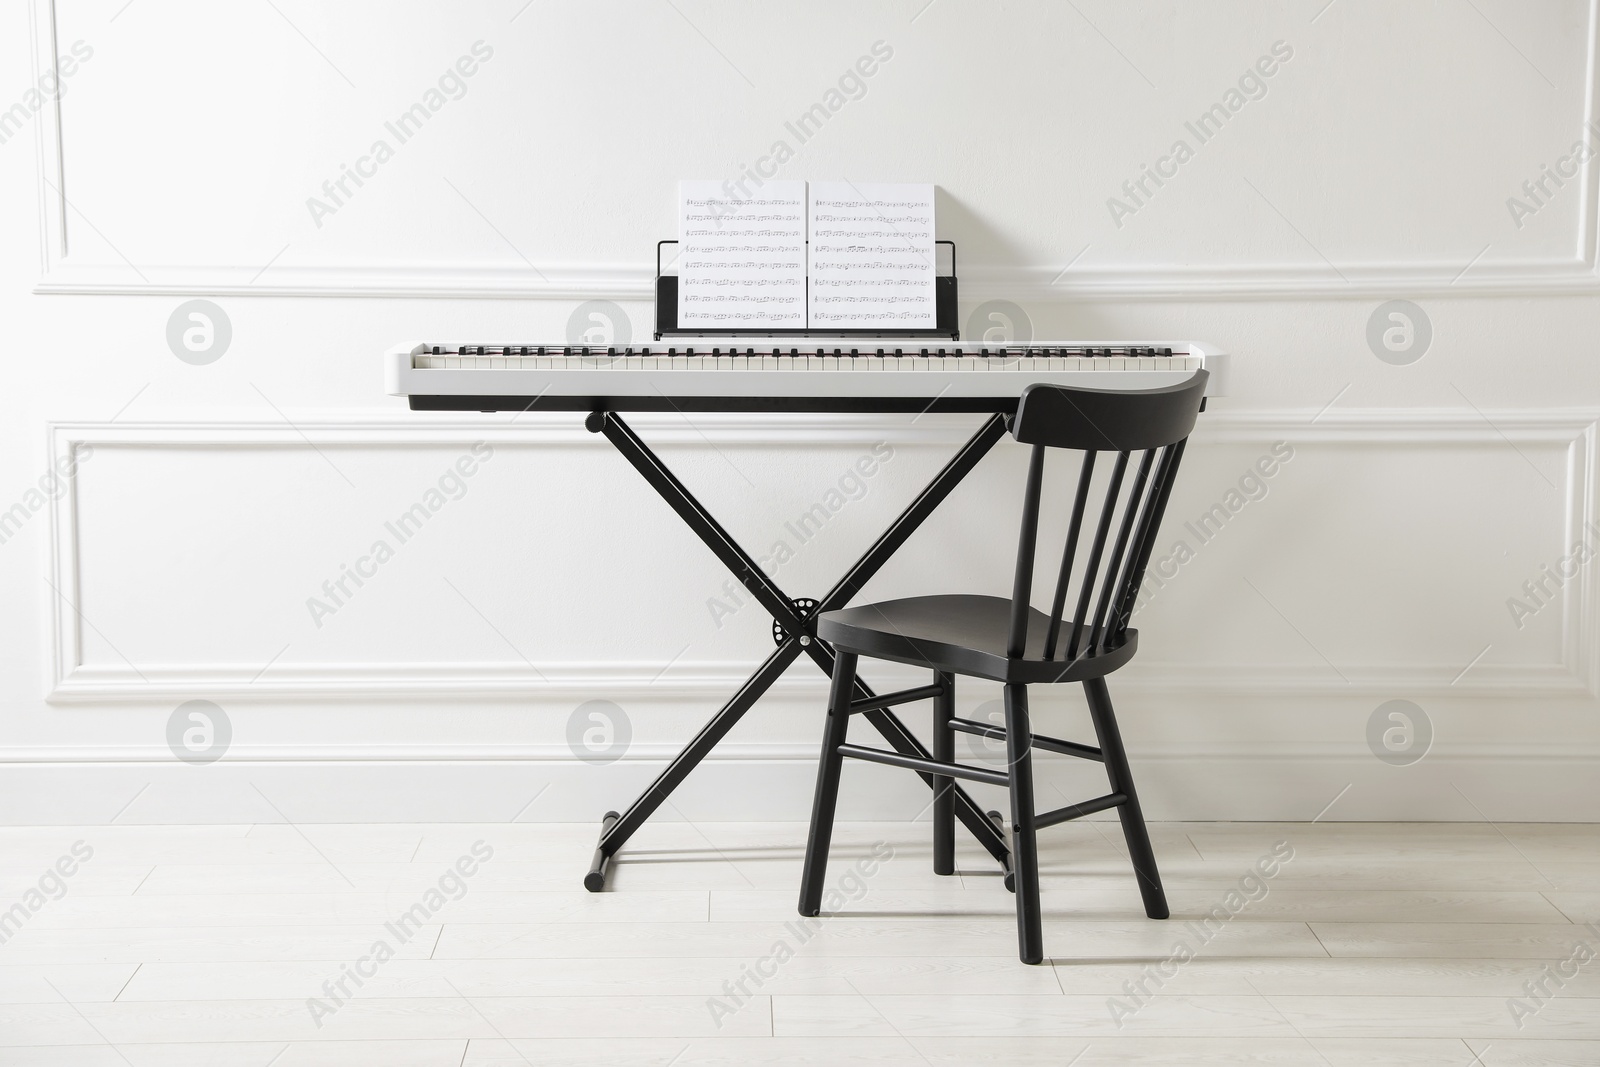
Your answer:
581;404;1014;890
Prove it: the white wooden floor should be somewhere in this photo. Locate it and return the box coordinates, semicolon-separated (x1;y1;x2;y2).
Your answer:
0;819;1596;1065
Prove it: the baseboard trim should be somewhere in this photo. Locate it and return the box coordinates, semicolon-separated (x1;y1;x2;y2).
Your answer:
2;755;1593;824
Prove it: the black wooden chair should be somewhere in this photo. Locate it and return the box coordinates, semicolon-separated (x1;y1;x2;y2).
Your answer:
797;371;1207;963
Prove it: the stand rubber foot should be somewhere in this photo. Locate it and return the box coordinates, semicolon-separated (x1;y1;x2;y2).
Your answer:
584;811;621;892
987;810;1016;893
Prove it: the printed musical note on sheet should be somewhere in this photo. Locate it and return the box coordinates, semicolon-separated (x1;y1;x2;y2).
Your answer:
678;180;807;329
807;181;936;329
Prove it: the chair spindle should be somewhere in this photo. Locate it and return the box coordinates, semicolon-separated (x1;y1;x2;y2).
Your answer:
1065;450;1128;659
1043;451;1097;659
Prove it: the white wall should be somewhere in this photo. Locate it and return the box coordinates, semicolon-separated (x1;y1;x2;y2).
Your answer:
3;0;1598;825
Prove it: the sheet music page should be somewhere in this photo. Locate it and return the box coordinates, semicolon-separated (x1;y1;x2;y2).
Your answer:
807;181;936;329
677;180;807;329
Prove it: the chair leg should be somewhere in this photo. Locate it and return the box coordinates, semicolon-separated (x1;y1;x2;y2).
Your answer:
1083;676;1169;920
799;652;858;918
931;670;955;876
1002;683;1044;964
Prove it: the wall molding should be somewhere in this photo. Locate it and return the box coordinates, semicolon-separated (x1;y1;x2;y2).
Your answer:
27;0;1600;303
39;657;1598;704
31;259;1600;304
46;407;1600;704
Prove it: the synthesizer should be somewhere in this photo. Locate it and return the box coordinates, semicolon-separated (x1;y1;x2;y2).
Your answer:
388;339;1227;413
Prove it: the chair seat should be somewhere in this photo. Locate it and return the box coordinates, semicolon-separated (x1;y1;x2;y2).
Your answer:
816;594;1138;684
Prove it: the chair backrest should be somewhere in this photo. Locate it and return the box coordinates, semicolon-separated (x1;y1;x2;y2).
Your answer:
1005;371;1208;661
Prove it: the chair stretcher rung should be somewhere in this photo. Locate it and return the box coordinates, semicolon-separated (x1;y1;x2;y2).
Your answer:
947;718;1104;762
1035;792;1127;829
848;683;945;714
836;743;1010;786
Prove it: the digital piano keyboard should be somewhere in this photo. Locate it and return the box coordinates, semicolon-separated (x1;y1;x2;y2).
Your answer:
389;339;1227;413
